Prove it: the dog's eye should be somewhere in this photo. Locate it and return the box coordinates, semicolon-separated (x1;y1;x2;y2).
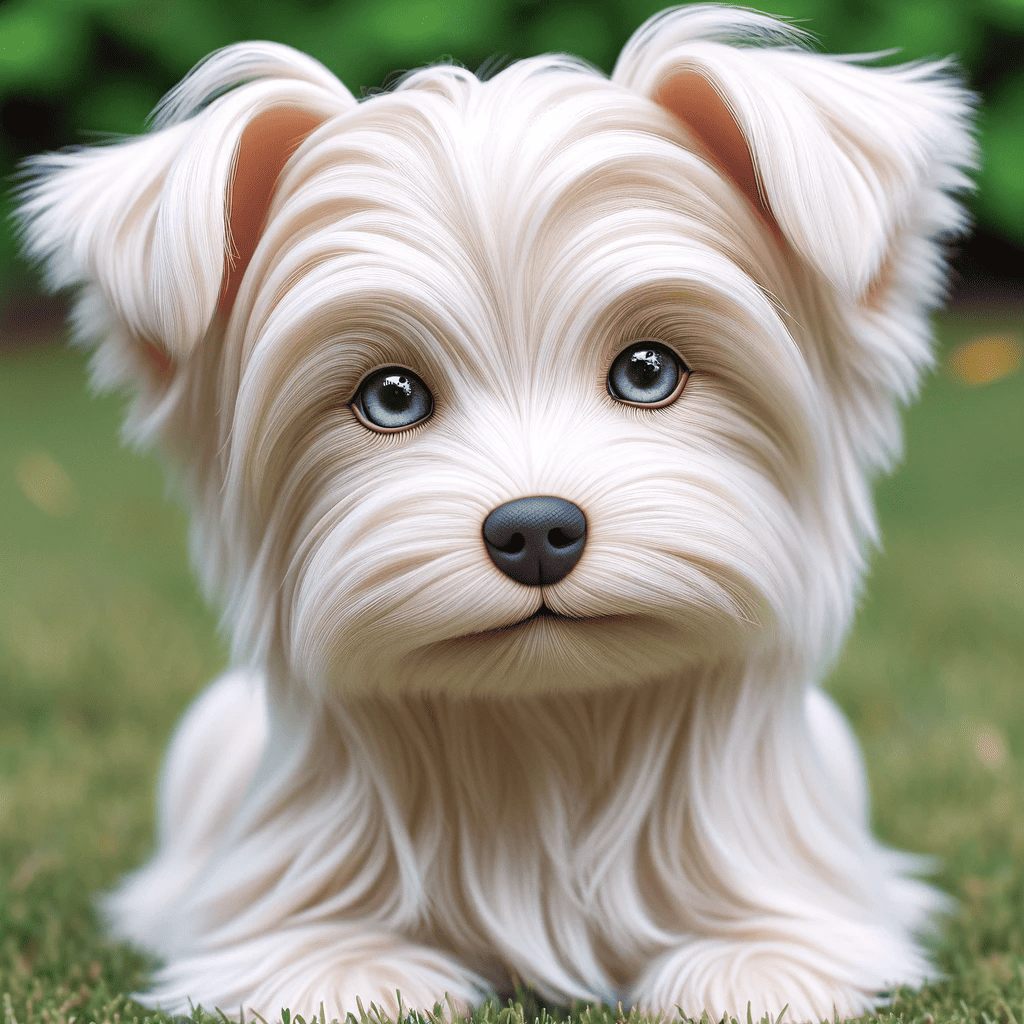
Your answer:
352;367;433;431
607;342;689;406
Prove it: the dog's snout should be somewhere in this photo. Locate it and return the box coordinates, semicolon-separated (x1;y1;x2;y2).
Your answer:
482;496;586;586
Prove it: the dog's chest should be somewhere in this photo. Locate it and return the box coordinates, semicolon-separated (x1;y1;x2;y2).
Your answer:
338;689;693;990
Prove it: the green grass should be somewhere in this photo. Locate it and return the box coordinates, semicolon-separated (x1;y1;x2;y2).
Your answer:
1;312;1022;1024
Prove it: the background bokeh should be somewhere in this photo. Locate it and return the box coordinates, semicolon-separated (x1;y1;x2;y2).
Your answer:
1;0;1023;323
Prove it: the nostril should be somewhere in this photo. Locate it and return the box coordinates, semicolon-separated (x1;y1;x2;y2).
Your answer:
497;533;526;554
547;528;577;549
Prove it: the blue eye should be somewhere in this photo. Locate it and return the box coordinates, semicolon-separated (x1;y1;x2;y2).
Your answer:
608;342;688;406
352;367;433;431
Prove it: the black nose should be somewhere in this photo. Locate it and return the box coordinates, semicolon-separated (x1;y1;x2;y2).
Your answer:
482;496;586;586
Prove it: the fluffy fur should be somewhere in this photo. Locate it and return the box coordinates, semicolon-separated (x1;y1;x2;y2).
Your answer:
16;6;975;1021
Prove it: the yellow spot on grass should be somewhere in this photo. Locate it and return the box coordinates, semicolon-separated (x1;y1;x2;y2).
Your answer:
15;451;78;516
974;726;1008;771
947;334;1022;385
962;875;987;900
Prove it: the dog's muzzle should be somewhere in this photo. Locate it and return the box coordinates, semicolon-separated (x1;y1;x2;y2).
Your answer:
482;496;586;586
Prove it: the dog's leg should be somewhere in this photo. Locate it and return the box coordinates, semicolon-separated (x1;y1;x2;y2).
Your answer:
627;679;942;1023
630;874;937;1023
631;926;930;1024
139;925;486;1021
807;687;950;938
104;668;268;955
109;686;486;1019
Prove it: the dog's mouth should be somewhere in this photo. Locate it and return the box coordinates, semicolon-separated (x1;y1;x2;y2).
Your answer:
438;598;664;649
457;601;602;641
519;603;568;626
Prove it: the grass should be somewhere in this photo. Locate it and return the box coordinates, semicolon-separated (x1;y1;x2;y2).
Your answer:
1;311;1022;1024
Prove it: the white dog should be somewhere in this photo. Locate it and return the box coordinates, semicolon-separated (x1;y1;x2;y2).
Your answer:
17;6;975;1021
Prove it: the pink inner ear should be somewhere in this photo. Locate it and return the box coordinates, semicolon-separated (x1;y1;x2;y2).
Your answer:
142;338;175;379
219;108;325;317
656;73;784;248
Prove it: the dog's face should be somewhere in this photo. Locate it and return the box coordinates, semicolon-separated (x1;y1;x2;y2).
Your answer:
18;11;973;697
228;71;824;697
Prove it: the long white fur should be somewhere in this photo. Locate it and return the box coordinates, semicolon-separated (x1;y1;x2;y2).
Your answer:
16;6;975;1022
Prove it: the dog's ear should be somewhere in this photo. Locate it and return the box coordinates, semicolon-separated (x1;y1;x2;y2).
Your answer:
612;7;976;302
16;43;353;375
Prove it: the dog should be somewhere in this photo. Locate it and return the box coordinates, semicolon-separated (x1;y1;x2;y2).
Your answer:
16;5;975;1021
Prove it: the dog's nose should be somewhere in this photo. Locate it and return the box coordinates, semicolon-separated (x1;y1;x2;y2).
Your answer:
482;496;586;586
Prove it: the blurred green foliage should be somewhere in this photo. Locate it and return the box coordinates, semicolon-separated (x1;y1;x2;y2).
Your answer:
1;0;1023;293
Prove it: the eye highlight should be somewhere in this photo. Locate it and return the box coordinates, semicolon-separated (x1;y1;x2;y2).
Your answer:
608;342;689;406
352;366;433;432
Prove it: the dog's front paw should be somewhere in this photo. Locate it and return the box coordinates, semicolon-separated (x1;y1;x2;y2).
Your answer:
631;938;903;1024
143;926;486;1021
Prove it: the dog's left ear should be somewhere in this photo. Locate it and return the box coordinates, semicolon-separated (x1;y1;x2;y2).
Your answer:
16;43;354;376
613;6;976;302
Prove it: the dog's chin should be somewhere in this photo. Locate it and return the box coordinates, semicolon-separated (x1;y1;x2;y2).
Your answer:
372;605;748;697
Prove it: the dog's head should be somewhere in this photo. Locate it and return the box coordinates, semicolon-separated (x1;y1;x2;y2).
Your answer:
17;7;974;697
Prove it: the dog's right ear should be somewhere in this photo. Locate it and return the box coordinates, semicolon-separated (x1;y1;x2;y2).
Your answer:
613;6;975;304
16;43;353;381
